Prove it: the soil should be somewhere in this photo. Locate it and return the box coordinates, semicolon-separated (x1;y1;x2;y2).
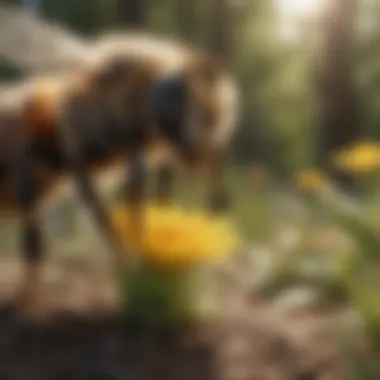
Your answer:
0;254;358;380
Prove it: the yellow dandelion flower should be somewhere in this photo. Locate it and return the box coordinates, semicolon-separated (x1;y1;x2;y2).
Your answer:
296;169;327;192
333;141;380;175
113;203;239;269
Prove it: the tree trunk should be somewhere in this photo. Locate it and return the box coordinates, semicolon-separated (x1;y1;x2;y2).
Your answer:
209;0;234;66
176;0;197;43
317;0;359;189
117;0;146;28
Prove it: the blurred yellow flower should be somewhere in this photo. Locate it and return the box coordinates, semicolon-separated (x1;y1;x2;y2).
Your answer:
296;169;327;192
333;141;380;175
113;204;239;269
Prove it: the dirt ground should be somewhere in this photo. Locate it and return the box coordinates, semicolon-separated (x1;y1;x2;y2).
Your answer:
0;254;362;380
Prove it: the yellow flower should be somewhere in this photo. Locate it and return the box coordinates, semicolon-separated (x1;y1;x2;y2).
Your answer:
113;204;239;269
296;169;327;192
333;141;380;175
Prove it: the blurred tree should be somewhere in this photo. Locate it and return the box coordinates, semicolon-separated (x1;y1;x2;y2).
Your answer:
117;0;147;28
317;0;360;188
209;0;234;65
175;0;198;43
232;0;316;180
355;0;380;139
40;0;117;36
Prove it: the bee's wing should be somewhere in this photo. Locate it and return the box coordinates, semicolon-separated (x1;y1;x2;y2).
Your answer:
0;4;90;74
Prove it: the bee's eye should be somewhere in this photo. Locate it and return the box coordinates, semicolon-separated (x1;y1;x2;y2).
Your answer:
153;76;187;120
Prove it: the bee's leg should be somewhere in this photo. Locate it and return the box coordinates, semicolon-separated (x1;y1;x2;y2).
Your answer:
59;98;128;273
14;148;43;315
155;163;175;204
207;149;231;214
125;150;147;238
70;160;127;269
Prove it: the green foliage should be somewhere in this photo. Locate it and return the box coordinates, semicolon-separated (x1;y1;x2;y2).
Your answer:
39;0;117;36
0;59;23;80
119;262;209;327
148;0;178;35
343;336;380;380
231;0;318;178
356;0;380;139
311;186;380;351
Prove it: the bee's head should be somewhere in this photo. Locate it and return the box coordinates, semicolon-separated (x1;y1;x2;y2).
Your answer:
156;53;238;177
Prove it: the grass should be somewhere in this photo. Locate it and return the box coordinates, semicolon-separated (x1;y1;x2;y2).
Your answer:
1;164;380;375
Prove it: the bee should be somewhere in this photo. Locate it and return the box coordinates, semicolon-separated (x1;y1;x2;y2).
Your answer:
0;33;239;314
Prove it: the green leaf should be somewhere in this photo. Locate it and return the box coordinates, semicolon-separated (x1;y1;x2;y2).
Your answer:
118;262;203;327
315;188;380;261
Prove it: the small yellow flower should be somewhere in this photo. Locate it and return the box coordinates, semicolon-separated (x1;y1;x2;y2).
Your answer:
113;204;239;269
296;169;327;192
332;141;380;175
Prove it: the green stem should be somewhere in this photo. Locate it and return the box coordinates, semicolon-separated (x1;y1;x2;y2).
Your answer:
119;262;205;327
